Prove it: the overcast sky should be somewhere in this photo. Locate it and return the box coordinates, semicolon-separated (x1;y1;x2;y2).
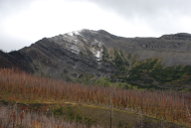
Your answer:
1;0;191;51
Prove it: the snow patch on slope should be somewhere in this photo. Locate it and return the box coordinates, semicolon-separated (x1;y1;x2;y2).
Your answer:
67;31;80;36
50;30;104;61
89;39;103;61
95;50;102;61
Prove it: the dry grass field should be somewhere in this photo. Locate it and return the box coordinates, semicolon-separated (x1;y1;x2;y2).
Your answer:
0;68;190;127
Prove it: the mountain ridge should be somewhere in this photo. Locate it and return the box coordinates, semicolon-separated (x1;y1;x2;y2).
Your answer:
1;29;191;83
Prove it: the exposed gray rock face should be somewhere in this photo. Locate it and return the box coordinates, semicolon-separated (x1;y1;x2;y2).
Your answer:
1;29;191;80
160;33;191;40
19;31;115;80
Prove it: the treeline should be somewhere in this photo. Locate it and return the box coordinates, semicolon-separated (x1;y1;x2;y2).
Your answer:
127;59;191;89
98;48;191;90
0;69;190;127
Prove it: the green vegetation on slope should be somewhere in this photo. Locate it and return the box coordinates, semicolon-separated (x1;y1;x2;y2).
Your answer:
92;49;191;90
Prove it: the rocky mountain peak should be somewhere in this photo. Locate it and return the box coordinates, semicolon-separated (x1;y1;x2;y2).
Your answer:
48;29;105;61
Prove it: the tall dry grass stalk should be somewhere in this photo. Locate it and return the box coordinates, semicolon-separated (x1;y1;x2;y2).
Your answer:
0;68;190;126
0;105;102;128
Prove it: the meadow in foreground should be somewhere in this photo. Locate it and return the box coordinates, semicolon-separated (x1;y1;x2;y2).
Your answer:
0;104;102;128
0;68;190;127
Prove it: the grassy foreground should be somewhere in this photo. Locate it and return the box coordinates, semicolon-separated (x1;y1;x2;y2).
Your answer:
0;101;186;128
0;102;102;128
0;68;190;127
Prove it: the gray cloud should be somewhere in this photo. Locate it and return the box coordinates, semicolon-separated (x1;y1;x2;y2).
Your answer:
0;0;34;51
0;0;32;15
1;0;191;51
0;31;26;52
83;0;191;34
87;0;191;16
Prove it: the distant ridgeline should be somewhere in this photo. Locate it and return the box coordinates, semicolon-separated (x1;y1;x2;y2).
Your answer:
0;29;191;90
